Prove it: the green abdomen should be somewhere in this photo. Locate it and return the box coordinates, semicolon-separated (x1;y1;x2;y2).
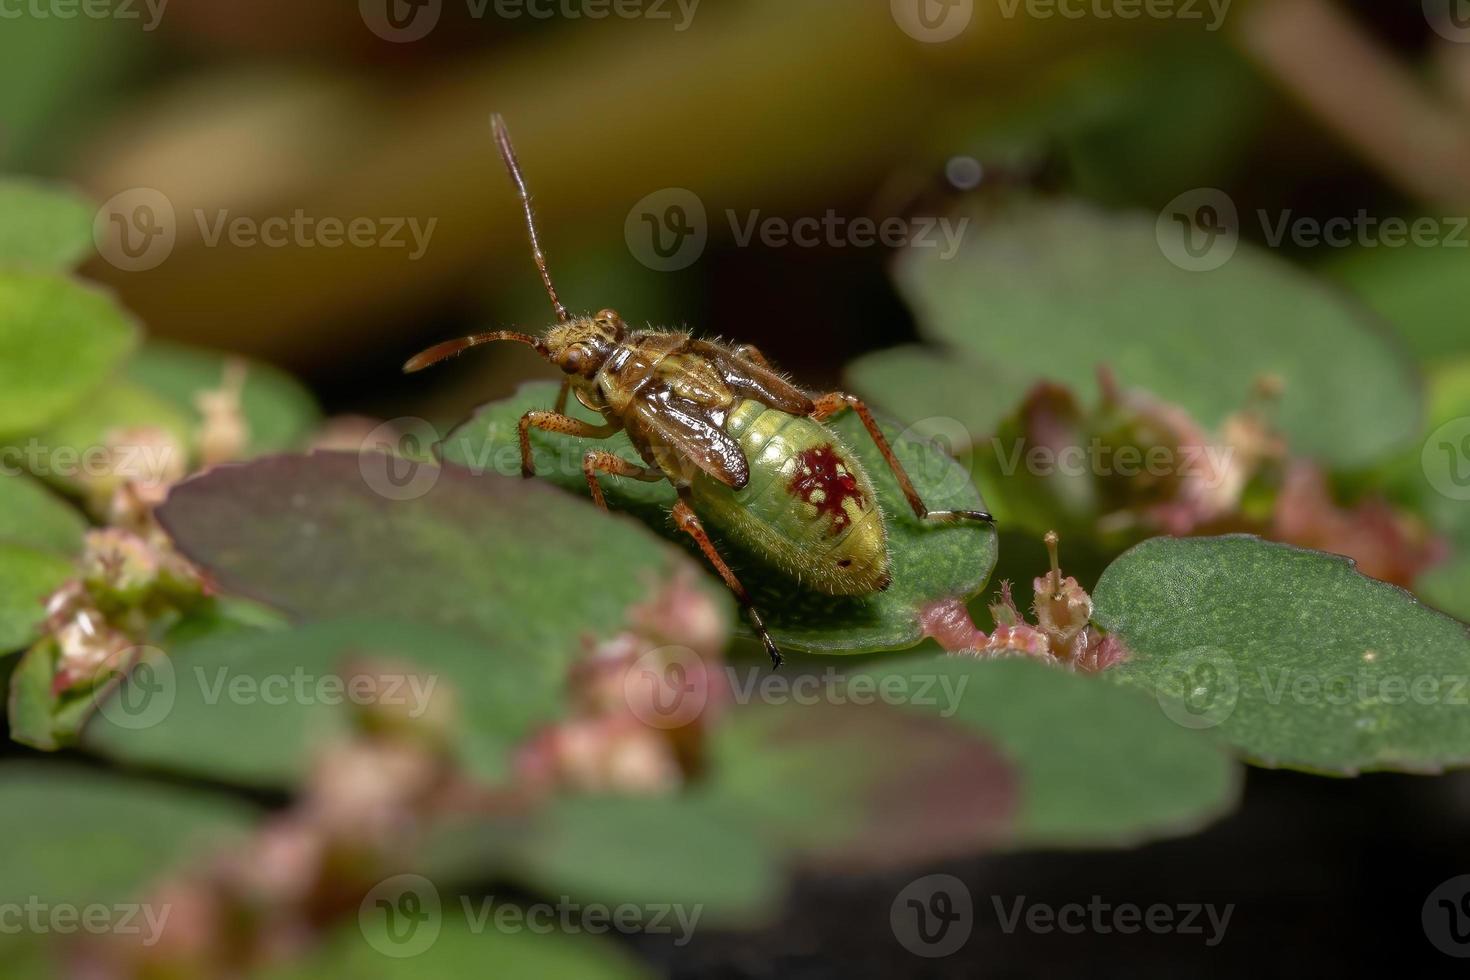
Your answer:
688;399;890;595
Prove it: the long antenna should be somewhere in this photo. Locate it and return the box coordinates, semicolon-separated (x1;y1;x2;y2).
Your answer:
491;113;569;324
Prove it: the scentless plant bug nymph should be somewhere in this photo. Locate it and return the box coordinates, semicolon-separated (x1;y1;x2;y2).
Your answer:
405;113;994;667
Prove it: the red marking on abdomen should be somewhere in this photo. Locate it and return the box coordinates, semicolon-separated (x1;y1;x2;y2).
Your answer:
788;445;865;535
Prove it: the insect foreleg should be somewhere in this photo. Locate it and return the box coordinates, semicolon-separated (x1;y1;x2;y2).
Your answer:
582;451;662;511
808;391;994;526
671;493;784;668
518;411;618;478
553;379;571;415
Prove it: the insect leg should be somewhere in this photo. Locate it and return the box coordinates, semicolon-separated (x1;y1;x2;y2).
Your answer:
518;411;618;478
671;493;783;668
553;379;570;415
809;392;994;525
732;344;772;368
582;450;663;511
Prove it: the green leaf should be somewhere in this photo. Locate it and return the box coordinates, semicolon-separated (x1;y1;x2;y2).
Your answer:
851;656;1240;846
1329;241;1470;363
702;700;1015;868
268;915;650;980
1094;535;1470;774
441;382;997;654
0;545;71;653
425;796;781;923
84;619;551;788
0;272;138;439
0;473;86;556
896;195;1421;469
0;179;93;270
124;340;320;456
156;451;731;684
0;763;253;911
23;379;192;495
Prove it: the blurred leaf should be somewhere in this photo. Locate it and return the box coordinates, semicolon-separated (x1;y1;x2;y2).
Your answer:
443;382;996;654
0;272;138;439
846;345;1031;451
124;340;320;455
702;701;1014;869
851;656;1240;846
0;546;71;653
0;179;93;270
156;452;730;683
85;619;549;788
0;473;86;556
269;916;650;980
1095;535;1470;774
897;196;1420;469
0;763;252;911
1378;358;1470;621
25;379;191;494
0;17;143;169
427;796;780;923
1329;242;1470;364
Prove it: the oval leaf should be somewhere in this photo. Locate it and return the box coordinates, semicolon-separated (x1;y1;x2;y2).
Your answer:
0;473;85;556
0;545;71;652
850;656;1240;846
0;272;138;439
84;619;554;788
702;700;1015;869
155;452;730;681
0;764;253;911
124;341;320;456
441;382;996;654
897;195;1420;469
0;179;93;270
1094;535;1470;774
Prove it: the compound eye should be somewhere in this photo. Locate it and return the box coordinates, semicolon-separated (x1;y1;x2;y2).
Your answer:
560;344;589;375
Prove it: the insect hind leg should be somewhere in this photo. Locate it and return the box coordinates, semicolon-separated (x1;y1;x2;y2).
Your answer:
671;493;783;668
808;391;994;526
